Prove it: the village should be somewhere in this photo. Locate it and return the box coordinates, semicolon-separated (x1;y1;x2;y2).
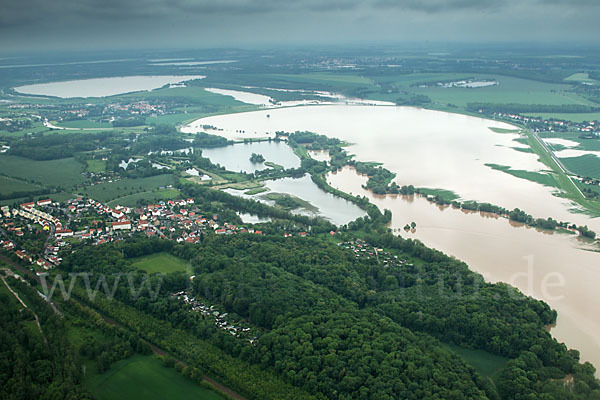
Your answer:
0;192;319;275
491;111;599;136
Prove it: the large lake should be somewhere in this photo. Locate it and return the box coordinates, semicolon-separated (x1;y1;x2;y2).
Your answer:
14;75;204;98
184;104;600;371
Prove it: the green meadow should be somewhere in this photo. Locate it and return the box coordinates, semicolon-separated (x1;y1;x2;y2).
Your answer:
0;155;85;187
0;175;45;197
445;343;509;384
561;155;600;179
82;174;174;203
86;355;223;400
131;252;192;274
86;159;106;172
106;188;180;207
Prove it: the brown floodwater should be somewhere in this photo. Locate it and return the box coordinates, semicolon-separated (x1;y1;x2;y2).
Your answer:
184;104;600;372
329;166;600;372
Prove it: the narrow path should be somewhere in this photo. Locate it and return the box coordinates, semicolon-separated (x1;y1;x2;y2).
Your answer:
1;275;47;344
530;130;586;198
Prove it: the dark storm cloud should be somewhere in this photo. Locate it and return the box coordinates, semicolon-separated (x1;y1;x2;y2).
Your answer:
0;0;599;50
373;0;506;13
0;0;510;26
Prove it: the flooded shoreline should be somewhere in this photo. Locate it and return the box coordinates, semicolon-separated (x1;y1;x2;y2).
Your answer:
184;103;600;373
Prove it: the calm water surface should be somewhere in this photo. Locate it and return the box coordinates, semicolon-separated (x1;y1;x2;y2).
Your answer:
14;75;204;98
200;141;300;173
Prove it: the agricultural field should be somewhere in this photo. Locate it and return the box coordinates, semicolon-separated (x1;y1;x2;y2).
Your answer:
54;119;112;129
561;155;600;179
564;72;598;84
86;355;223;400
131;252;192;274
106;188;180;207
82;174;175;203
0;155;85;187
0;175;45;198
410;75;591;107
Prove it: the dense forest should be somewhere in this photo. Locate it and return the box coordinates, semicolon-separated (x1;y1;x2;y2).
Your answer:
48;212;600;400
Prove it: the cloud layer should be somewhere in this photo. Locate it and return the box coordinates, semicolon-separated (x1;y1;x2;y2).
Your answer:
1;0;598;51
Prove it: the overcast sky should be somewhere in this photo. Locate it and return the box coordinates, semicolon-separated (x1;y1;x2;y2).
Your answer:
1;0;599;52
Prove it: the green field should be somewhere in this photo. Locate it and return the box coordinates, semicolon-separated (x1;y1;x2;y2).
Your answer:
0;175;44;197
273;73;372;86
55;120;112;129
86;159;106;172
131;252;191;274
0;190;75;206
413;75;591;107
417;187;460;202
86;355;223;400
523;131;600;216
561;154;600;179
564;72;597;84
445;343;509;384
106;188;180;207
82;174;174;203
0;155;85;187
366;73;592;108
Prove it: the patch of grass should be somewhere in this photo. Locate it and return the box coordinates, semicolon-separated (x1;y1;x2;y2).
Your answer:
485;163;560;188
106;188;180;208
264;192;318;211
270;73;373;87
86;159;106;173
264;161;284;170
0;155;85;187
131;252;191;274
489;127;521;134
82;174;174;203
86;355;223;400
417;187;460;202
245;187;269;195
56;120;112;129
561;155;600;179
444;343;509;384
564;73;597;84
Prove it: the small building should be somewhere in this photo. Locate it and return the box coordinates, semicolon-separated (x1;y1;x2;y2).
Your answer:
112;221;132;230
55;229;74;238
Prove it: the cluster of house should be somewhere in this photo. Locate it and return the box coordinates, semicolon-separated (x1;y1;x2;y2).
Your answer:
492;112;599;135
173;291;258;345
2;192;320;275
579;177;600;186
339;239;411;267
104;101;167;117
1;200;64;269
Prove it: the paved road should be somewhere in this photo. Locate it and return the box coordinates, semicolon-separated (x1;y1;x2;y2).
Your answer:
530;130;586;198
